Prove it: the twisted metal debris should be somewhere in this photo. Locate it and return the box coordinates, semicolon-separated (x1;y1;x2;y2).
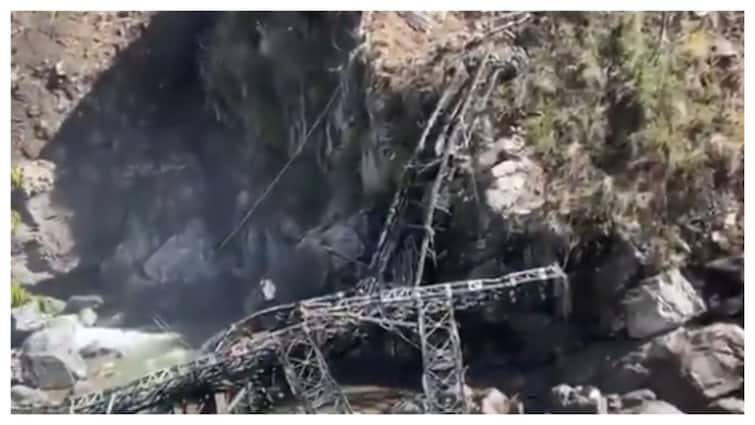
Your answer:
11;39;550;415
13;266;568;414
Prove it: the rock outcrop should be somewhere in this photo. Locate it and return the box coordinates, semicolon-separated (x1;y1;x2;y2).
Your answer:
624;269;706;339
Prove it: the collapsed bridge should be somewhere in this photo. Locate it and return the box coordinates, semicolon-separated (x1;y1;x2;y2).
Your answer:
11;14;572;414
12;265;569;414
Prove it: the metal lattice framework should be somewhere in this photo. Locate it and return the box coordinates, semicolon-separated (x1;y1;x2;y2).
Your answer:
12;265;568;414
9;37;552;415
274;321;353;413
416;285;466;413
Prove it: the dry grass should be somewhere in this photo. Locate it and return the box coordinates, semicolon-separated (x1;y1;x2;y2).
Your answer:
515;12;743;268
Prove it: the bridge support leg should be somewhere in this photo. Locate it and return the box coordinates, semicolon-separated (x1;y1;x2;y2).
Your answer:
416;285;467;413
275;323;353;414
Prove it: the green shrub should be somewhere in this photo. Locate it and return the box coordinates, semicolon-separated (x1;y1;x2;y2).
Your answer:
11;166;22;189
11;280;31;308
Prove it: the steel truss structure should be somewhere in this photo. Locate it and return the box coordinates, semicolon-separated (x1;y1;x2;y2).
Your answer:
274;321;353;413
9;34;563;415
416;285;466;413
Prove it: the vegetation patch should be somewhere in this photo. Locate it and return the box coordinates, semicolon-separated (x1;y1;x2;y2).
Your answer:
511;12;743;269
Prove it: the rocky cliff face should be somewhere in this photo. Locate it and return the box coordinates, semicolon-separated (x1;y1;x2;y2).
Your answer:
11;11;743;413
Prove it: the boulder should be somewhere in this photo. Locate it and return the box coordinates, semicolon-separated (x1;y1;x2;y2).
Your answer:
648;323;744;410
22;350;87;389
549;384;607;413
36;296;67;316
11;302;48;347
22;315;79;354
11;385;50;405
624;269;706;339
78;307;98;327
142;218;219;285
21;315;86;388
64;294;105;312
621;400;683;414
319;221;365;273
550;323;744;412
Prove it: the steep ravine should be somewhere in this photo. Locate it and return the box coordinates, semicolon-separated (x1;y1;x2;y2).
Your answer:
11;12;744;414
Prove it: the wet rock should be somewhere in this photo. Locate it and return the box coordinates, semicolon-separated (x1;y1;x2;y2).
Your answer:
22;315;79;354
36;296;67;316
11;302;48;347
549;384;607;413
78;307;98;327
624;269;706;339
22;350;87;389
621;400;683;414
706;397;744;414
143;218;218;285
11;385;50;405
64;294;104;312
21;316;87;390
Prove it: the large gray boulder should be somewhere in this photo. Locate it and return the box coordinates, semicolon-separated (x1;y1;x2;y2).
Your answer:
648;323;744;410
21;315;86;389
11;302;48;347
546;323;743;412
22;350;87;389
64;294;104;313
77;307;98;327
142;218;219;285
624;269;706;339
22;314;79;354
